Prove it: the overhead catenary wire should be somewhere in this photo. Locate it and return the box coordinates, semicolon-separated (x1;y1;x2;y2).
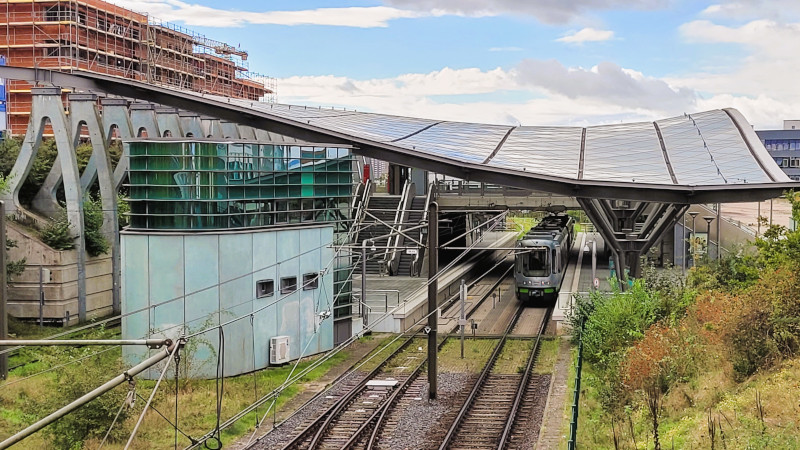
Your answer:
187;223;511;448
124;339;183;449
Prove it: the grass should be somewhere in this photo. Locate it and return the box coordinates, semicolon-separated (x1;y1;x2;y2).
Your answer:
0;330;395;449
533;338;560;375
438;338;496;373
575;357;800;449
493;339;533;374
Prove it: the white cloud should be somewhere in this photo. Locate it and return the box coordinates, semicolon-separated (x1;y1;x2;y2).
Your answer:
114;0;427;28
276;61;699;127
556;28;615;44
700;1;800;21
670;17;800;128
384;0;668;24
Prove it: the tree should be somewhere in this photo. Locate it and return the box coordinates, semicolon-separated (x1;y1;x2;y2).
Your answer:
0;173;27;279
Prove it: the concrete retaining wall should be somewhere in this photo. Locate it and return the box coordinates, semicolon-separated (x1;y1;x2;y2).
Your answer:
6;221;113;325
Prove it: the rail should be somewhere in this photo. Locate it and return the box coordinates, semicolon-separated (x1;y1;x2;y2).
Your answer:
437;302;528;449
498;306;554;448
361;262;516;450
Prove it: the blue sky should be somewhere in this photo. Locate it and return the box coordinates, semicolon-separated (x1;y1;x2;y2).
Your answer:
120;0;800;128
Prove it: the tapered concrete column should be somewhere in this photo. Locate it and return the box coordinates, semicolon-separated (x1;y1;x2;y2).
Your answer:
220;120;241;139
178;111;204;137
101;98;134;191
155;107;183;137
68;94;120;315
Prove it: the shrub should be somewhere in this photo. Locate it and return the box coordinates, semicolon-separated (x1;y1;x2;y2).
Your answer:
29;331;129;449
83;196;109;256
39;209;75;251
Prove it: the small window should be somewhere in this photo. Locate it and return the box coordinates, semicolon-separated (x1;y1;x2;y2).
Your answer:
280;276;297;294
256;280;274;298
303;273;319;290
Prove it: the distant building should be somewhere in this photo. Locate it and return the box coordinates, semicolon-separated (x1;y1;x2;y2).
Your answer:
755;123;800;181
0;0;275;135
367;158;388;179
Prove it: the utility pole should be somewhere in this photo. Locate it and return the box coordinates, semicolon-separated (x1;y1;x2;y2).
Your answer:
688;211;699;268
459;279;466;359
361;239;368;329
1;201;7;380
427;202;438;400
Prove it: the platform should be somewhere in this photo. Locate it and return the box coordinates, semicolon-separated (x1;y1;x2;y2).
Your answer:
353;231;518;334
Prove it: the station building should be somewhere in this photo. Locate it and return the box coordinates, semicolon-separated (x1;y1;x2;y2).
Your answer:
756;120;800;181
121;139;356;377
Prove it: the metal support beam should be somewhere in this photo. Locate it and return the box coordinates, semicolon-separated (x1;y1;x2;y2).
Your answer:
427;201;438;400
0;343;177;449
0;202;7;380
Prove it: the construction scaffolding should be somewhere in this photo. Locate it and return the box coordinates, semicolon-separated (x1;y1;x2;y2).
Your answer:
0;0;277;135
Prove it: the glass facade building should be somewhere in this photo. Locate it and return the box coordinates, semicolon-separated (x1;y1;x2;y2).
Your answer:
122;140;358;374
127;139;355;231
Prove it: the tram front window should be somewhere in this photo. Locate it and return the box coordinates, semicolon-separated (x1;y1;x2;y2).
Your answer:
519;249;550;277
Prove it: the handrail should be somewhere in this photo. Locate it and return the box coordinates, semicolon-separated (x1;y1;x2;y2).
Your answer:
567;319;586;450
384;179;414;275
411;181;436;276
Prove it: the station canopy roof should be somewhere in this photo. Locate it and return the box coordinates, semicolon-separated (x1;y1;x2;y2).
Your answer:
1;66;796;204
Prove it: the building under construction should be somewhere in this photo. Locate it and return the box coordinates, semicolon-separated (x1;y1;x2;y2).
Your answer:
0;0;275;135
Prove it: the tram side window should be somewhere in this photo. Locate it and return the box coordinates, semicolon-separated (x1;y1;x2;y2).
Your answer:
552;249;558;274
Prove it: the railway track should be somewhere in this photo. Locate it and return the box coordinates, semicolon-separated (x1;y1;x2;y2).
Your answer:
258;260;515;450
437;304;552;450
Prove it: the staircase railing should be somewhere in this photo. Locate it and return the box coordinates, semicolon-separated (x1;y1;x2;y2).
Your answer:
411;181;436;277
384;179;414;275
350;178;373;244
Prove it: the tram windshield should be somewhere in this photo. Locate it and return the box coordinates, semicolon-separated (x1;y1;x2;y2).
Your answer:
518;248;550;277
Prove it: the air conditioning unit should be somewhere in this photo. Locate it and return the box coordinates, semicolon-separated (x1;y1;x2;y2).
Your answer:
269;336;291;365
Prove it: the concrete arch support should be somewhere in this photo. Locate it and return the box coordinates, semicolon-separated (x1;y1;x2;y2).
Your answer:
10;88;89;321
101;98;135;191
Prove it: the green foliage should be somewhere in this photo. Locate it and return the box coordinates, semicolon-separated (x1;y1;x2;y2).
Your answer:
117;192;130;228
83;196;109;256
5;238;26;280
754;191;800;267
39;209;75;251
641;262;697;324
569;279;660;415
28;328;128;449
38;198;109;256
0;174;27;279
688;248;761;292
0;138;59;207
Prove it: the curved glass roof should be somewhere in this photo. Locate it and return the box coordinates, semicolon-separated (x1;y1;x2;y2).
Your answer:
4;67;793;203
236;101;789;187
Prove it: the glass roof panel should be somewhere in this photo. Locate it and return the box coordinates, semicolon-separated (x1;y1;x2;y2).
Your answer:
393;121;512;164
488;126;583;178
583;122;674;184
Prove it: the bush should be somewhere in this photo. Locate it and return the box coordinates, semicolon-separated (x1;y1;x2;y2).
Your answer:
40;209;75;251
28;330;129;449
83;196;109;256
39;199;110;256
